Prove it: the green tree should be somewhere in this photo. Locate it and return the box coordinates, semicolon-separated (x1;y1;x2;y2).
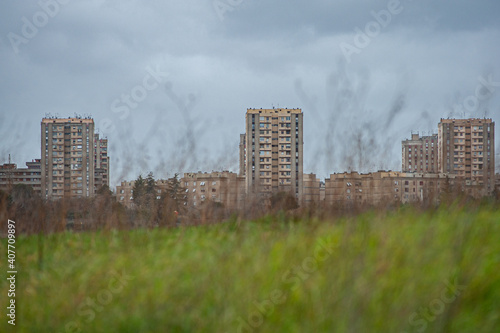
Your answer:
132;172;158;226
146;172;156;198
132;174;146;207
96;184;112;196
156;174;187;226
167;173;186;211
7;184;44;234
9;183;36;208
270;191;299;212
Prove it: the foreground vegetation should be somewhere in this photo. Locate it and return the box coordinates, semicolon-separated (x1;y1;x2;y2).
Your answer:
1;203;499;332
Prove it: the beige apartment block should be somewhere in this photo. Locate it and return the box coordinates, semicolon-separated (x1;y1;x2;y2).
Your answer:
41;117;109;199
302;173;321;206
324;171;458;207
320;181;325;202
116;171;246;211
116;179;172;209
438;118;495;196
42;117;95;199
239;134;246;177
182;171;246;211
242;108;303;201
116;180;135;208
402;133;438;173
0;159;42;195
94;134;110;191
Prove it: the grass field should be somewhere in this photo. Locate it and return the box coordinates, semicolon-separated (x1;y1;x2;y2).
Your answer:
1;203;500;332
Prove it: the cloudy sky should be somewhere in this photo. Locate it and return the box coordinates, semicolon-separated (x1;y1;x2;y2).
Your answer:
1;0;499;188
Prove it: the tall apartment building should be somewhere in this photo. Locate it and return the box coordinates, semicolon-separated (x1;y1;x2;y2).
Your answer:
496;174;500;194
94;134;110;191
241;108;303;200
438;118;495;195
402;133;438;173
0;159;42;195
41;117;109;199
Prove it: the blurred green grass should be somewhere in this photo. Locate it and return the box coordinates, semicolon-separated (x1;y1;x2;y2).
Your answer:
1;204;499;333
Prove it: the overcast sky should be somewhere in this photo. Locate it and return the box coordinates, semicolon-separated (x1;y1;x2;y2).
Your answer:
1;0;499;188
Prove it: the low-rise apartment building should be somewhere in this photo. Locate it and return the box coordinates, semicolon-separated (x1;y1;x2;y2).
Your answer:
0;159;42;195
182;171;246;211
116;171;246;211
324;171;458;207
302;173;321;206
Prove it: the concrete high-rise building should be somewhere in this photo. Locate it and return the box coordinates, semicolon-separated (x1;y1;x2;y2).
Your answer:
94;133;110;191
438;118;495;195
402;133;438;173
41;117;96;199
242;108;303;199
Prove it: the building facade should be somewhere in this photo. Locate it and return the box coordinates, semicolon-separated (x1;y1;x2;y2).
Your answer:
0;159;42;195
438;118;495;195
94;133;110;191
402;133;438;173
41;117;109;199
242;108;303;200
302;173;321;206
324;171;458;207
496;174;500;195
116;180;135;208
239;134;246;177
115;179;168;209
182;171;245;211
116;171;246;211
